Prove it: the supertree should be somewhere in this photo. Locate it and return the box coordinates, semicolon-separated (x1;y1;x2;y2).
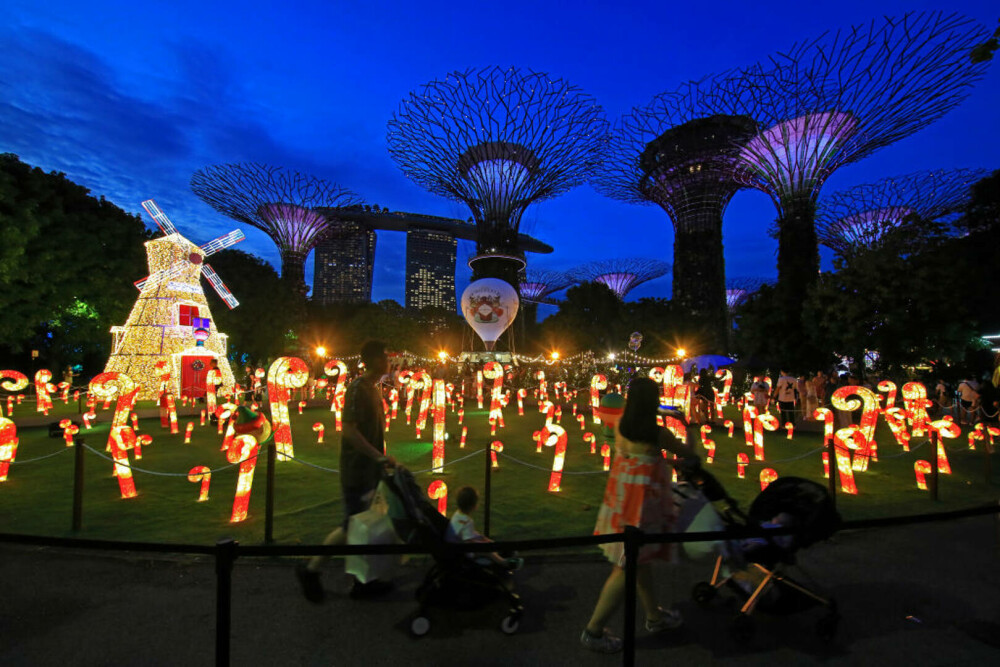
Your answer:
816;168;989;258
592;78;758;352
707;12;990;332
190;163;363;295
386;66;609;289
725;276;768;313
519;268;573;304
569;258;670;300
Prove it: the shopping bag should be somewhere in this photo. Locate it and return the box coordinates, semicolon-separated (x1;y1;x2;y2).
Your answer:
345;483;400;583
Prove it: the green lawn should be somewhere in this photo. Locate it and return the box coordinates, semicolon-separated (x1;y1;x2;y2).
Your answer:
1;394;997;547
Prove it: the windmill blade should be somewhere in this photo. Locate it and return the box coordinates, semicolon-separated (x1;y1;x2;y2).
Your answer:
141;200;179;236
202;264;240;309
133;260;189;291
199;229;245;256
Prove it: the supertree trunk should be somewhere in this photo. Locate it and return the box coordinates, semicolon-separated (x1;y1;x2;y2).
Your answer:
775;195;819;318
672;223;728;353
279;249;309;297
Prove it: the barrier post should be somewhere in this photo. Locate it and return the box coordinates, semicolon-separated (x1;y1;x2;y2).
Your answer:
622;526;640;667
483;442;492;538
72;436;85;531
983;440;993;485
826;435;837;509
929;430;939;501
265;441;276;544
215;538;237;667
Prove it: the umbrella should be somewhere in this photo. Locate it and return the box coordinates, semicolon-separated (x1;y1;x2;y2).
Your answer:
681;354;736;373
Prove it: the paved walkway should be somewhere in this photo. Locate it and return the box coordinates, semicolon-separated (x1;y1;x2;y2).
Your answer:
2;514;999;666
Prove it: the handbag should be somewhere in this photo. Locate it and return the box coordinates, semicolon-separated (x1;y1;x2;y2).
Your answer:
345;481;400;583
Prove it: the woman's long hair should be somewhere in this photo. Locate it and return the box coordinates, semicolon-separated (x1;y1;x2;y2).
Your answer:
618;377;661;445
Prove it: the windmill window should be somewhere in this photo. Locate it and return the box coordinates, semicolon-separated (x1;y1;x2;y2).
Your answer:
178;304;200;326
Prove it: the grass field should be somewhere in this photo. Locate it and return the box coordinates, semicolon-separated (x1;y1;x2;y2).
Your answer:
1;391;998;548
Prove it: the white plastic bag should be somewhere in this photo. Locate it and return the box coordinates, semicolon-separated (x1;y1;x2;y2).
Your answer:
344;482;400;583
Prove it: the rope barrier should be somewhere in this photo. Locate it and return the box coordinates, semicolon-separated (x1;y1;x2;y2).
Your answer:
81;443;246;477
7;448;72;464
497;451;608;475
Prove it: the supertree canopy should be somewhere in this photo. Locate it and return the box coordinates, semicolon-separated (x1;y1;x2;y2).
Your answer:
710;12;990;311
519;268;572;304
725;276;767;313
816;168;989;258
190;163;363;295
569;258;670;300
387;66;609;288
592;78;759;352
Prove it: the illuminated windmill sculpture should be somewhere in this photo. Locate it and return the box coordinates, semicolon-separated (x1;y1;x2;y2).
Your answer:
104;200;243;401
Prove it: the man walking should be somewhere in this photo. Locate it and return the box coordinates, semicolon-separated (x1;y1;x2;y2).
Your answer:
772;370;799;426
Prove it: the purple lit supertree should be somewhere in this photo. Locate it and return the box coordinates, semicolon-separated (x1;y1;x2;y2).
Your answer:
725;277;767;313
386;66;609;289
816;168;989;258
592;78;758;352
520;268;572;304
707;12;990;322
569;258;670;300
190;163;362;295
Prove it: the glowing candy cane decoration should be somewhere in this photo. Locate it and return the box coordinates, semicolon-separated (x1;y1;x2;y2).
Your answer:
723;419;734;438
753;413;779;461
0;417;18;481
831;428;859;494
136;433;152;460
877;380;897;413
427;480;448;515
460;426;467;448
89;372;138;453
188;466;212;501
661;415;688;445
969;424;985;450
185;422;195;444
536;370;547;402
590;374;608;423
577;414;586;430
297;400;306;415
883;407;911;451
267;357;310;462
929;419;960;475
600;443;611;471
584;432;596;454
165;394;178;434
715;368;733;414
432;378;446;473
813;407;834;449
59;419;78;447
490;440;503;468
737;452;749;479
411;371;432;438
1;371;30;417
324;359;349;431
228;434;260;522
517;388;526;416
542;425;568;491
109;426;138;498
34;370;56;415
785;422;794;440
58;381;70;403
832;385;880;459
83;411;96;429
822;451;830;478
205;366;222;416
313;422;325;443
841;425;871;472
662;365;683;409
201;409;207;426
914;460;932;490
742;403;758;449
901;382;931;437
760;468;778;491
483;362;504;433
130;413;140;433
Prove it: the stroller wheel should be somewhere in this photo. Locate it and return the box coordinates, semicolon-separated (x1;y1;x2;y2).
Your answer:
731;613;754;643
816;611;840;641
500;613;521;635
692;581;717;605
410;615;431;637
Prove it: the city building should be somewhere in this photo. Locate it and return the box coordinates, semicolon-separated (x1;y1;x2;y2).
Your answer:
312;222;376;304
406;228;457;310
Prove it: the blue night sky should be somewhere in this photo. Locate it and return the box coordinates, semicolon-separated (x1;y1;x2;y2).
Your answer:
1;1;997;315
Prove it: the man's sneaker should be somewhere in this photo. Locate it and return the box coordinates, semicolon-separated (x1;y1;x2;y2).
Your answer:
645;606;683;632
349;578;394;599
295;564;324;604
580;627;623;653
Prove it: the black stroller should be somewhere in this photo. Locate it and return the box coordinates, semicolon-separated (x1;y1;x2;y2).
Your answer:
380;467;523;637
679;465;842;642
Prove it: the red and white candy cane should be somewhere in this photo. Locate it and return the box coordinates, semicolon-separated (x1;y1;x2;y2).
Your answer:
0;416;19;482
583;432;596;454
227;434;260;522
969;423;985;450
742;403;758;449
324;359;349;431
883;407;911;451
432;378;446;473
411;371;432;438
89;372;139;454
34;369;57;415
1;371;30;418
205;366;222;416
723;419;734;438
535;370;547;402
268;357;310;462
813;407;834;449
877;380;897;412
460;426;467;448
576;413;586;430
298;400;306;415
476;370;484;409
165;393;179;434
542;425;569;492
590;374;608;424
714;368;733;417
901;382;931;436
58;381;71;404
185;422;195;444
483;362;505;432
662;365;684;409
785;422;794;439
517;388;526;416
600;443;612;471
929;419;960;475
399;370;415;423
759;468;778;491
490;440;503;469
913;460;932;490
187;466;212;501
831;428;860;494
662;415;687;445
737;452;749;479
135;433;152;460
841;425;871;472
753;413;779;461
109;426;139;498
59;419;79;447
427;480;448;515
83;411;96;429
832;385;880;460
313;422;325;443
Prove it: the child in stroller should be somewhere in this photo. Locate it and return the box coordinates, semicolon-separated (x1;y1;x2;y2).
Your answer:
677;465;842;641
380;467;524;637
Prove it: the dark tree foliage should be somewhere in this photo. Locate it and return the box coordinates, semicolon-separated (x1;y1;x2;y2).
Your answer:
202;249;300;367
0;154;150;370
950;170;1000;333
539;282;625;354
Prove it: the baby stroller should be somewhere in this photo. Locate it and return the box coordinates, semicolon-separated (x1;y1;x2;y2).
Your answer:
678;465;841;642
380;466;524;637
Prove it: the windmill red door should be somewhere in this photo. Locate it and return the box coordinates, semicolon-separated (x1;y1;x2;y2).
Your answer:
181;355;214;399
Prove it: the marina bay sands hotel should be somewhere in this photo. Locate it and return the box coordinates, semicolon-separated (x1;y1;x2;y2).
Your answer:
312;205;552;310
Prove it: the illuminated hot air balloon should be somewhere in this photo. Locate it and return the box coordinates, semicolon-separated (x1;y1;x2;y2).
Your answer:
461;278;519;350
